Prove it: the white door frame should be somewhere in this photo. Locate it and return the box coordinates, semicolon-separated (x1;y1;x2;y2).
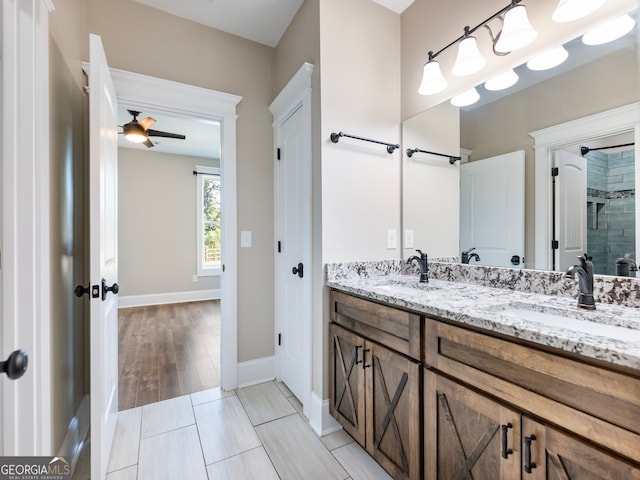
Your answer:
1;0;54;454
530;103;640;271
107;67;242;390
269;63;313;418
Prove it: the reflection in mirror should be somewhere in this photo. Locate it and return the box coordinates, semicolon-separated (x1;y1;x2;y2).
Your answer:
555;133;635;276
402;6;639;278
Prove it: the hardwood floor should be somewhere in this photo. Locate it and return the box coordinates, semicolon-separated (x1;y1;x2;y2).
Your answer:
118;300;220;410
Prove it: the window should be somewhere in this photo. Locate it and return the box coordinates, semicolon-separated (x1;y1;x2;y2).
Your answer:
196;166;221;276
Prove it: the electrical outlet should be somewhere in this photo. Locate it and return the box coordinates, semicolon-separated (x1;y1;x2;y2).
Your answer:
387;229;397;250
241;230;252;248
404;230;415;249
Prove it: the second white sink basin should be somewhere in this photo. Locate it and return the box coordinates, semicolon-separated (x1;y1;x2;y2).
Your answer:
493;303;640;342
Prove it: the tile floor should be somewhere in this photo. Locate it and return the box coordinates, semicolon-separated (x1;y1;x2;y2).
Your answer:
76;380;392;480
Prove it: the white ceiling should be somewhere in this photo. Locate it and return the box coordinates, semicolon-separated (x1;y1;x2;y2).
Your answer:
132;0;414;47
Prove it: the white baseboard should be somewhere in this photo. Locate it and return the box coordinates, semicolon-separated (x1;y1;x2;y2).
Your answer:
308;391;341;437
118;289;221;308
237;356;276;388
58;395;90;474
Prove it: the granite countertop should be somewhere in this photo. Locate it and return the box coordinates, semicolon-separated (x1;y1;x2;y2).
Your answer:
327;273;640;370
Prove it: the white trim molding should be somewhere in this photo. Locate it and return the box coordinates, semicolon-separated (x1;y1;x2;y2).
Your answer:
530;103;640;270
83;65;243;391
118;290;221;308
2;0;53;455
308;391;342;437
237;356;276;388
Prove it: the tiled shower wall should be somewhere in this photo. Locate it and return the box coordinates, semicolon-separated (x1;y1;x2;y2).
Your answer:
587;149;635;276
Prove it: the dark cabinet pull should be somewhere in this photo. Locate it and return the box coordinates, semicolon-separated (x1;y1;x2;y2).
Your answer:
1;349;28;380
524;434;537;473
355;345;363;365
362;348;371;369
501;423;514;458
102;278;120;301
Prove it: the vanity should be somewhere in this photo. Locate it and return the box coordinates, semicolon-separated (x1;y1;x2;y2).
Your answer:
327;262;640;480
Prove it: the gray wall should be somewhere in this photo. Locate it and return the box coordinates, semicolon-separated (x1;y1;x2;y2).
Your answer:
118;148;220;297
49;0;87;453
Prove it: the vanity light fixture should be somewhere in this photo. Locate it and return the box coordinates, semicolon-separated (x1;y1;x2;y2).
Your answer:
494;3;538;53
418;0;537;96
452;28;487;77
451;87;480;107
484;69;519;91
526;45;569;71
582;14;635;46
552;0;607;23
418;56;448;95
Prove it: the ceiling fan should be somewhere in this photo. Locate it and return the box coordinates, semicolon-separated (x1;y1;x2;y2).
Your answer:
121;110;186;148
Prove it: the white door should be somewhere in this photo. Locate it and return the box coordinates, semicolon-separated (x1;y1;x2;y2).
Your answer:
460;151;525;268
275;105;311;406
555;150;587;271
88;34;119;480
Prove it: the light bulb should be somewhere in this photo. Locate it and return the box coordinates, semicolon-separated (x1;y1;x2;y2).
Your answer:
418;60;448;95
495;5;538;53
452;36;487;77
485;69;519;91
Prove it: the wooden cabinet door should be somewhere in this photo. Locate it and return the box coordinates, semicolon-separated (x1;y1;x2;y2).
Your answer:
329;323;366;445
522;417;640;480
365;341;421;480
425;371;521;480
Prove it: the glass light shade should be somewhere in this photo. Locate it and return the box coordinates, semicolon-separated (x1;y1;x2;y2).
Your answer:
495;5;538;53
452;36;487;77
450;88;480;107
552;0;606;23
418;60;448;95
123;124;148;143
527;45;569;71
485;69;519;91
582;15;635;45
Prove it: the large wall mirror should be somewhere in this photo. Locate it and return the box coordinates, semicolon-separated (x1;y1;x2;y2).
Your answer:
402;2;639;278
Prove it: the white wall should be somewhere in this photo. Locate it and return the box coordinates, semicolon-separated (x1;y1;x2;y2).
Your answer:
318;0;402;397
402;102;460;259
320;0;402;263
118;148;220;302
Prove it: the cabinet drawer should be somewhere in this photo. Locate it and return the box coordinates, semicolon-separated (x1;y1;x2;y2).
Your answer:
330;290;422;361
425;318;640;464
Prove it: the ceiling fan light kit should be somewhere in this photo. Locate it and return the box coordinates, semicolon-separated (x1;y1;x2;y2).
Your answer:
120;110;186;148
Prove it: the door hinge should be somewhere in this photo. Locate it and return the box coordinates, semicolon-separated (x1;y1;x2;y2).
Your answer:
278;333;282;346
551;167;559;177
277;148;281;160
277;241;281;253
551;240;559;250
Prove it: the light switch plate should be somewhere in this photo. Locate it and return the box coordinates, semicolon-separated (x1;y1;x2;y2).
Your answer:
404;230;414;249
241;230;252;248
387;229;397;250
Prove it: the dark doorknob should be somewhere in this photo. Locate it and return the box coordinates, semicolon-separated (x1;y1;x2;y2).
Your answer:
1;349;28;380
102;278;120;301
510;255;521;266
292;262;304;278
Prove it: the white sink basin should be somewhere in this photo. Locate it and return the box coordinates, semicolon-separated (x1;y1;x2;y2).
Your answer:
493;303;640;342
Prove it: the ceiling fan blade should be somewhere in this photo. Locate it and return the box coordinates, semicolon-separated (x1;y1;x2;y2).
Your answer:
143;138;155;148
147;128;186;140
139;117;156;130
